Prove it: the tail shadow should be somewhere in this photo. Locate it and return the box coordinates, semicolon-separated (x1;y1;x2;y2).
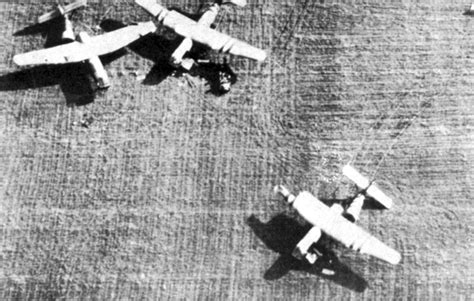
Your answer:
247;214;368;292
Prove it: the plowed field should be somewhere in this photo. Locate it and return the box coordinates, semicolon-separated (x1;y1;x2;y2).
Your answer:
0;0;472;299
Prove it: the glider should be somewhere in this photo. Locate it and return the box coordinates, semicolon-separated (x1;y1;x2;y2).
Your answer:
135;0;267;64
169;0;247;70
13;22;157;89
274;185;401;265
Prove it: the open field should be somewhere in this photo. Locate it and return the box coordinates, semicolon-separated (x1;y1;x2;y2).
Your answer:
0;0;473;299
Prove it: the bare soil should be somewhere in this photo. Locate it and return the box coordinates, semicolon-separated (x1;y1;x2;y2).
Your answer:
0;0;472;299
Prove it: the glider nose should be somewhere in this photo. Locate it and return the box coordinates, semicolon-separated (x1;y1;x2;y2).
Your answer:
274;185;296;204
274;185;289;197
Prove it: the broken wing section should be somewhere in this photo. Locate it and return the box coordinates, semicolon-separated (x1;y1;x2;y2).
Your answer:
292;191;401;265
14;22;156;66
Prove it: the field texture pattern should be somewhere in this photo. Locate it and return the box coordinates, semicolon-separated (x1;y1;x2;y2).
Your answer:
0;0;473;300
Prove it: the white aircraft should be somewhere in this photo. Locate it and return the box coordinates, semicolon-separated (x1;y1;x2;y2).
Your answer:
169;0;247;70
36;0;88;41
274;185;401;266
343;164;393;209
134;0;267;66
13;22;157;89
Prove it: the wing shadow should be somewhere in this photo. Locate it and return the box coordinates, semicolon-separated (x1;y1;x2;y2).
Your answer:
168;6;203;21
101;19;182;86
6;18;130;106
100;19;236;96
14;16;72;48
316;181;387;211
247;214;368;292
318;196;386;210
0;50;126;106
0;64;95;106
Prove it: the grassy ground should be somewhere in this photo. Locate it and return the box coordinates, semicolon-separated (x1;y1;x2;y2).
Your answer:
0;0;472;299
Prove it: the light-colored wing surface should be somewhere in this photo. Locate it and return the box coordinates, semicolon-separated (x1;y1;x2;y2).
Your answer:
343;164;393;209
135;0;267;61
172;15;267;61
135;0;165;17
14;22;157;66
168;11;267;61
292;191;401;265
38;0;87;24
170;3;220;65
196;4;220;26
225;0;247;7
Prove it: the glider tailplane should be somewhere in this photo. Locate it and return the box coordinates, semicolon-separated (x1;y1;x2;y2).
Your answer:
342;164;393;209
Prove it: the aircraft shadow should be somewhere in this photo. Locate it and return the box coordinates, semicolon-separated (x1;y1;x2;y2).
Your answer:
14;17;70;48
100;19;236;96
168;6;203;21
0;64;93;106
463;9;474;16
6;18;130;106
0;50;126;106
247;214;368;292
